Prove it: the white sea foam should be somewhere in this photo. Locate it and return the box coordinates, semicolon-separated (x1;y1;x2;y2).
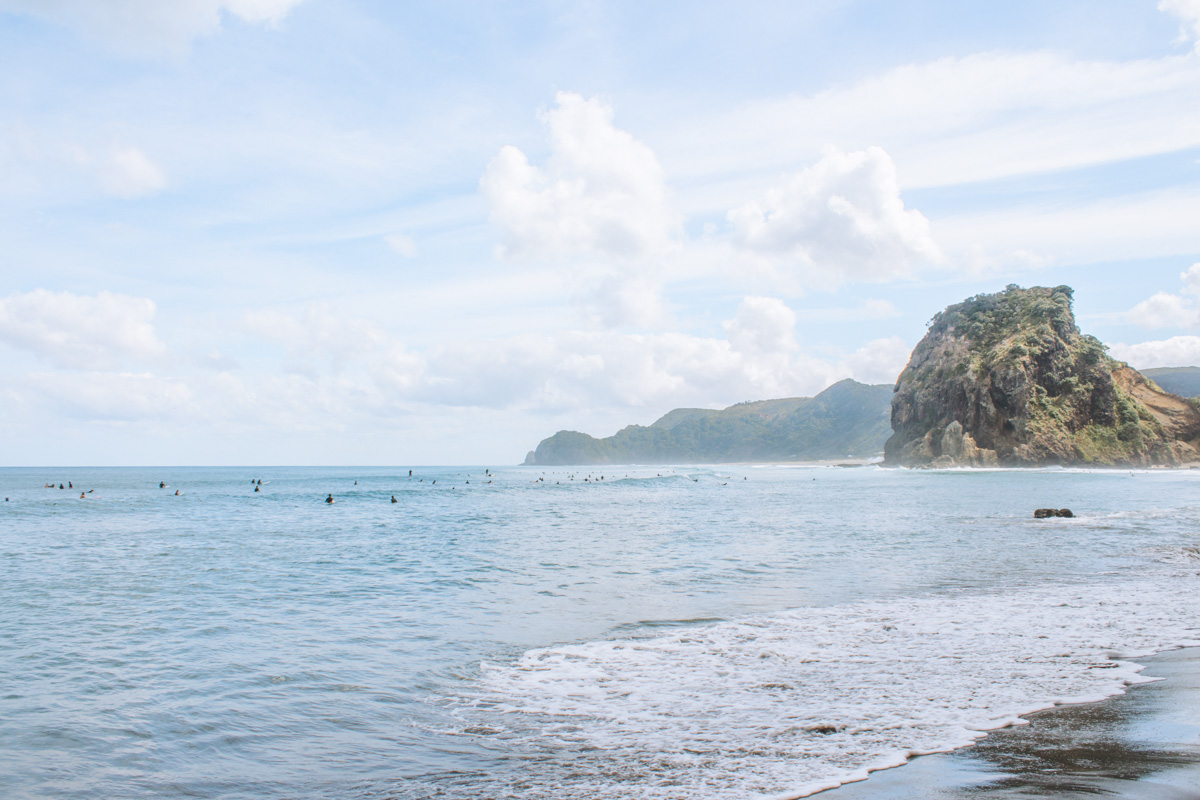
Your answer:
468;563;1200;799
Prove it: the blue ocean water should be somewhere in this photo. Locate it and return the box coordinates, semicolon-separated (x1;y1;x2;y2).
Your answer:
2;465;1200;799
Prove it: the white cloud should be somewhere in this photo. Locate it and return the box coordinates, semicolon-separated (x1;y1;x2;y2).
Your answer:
727;147;941;286
384;232;417;258
1125;291;1196;329
658;51;1200;204
0;0;305;57
26;371;192;421
0;289;168;370
842;336;910;385
481;92;680;260
724;296;798;356
1160;0;1200;52
1121;263;1200;328
96;145;166;198
573;272;667;330
242;303;386;372
365;296;905;412
1109;335;1200;369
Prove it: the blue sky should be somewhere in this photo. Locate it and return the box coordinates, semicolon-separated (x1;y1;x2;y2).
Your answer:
2;0;1200;465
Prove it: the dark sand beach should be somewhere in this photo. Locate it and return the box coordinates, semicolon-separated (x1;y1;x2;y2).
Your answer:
824;648;1200;799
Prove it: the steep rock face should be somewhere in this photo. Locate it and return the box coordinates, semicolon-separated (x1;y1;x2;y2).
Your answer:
884;285;1200;467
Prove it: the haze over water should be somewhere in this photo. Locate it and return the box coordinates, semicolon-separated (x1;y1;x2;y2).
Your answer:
4;465;1200;799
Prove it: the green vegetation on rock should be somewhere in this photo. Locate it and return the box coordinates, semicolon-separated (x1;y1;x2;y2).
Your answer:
885;285;1200;467
524;379;893;465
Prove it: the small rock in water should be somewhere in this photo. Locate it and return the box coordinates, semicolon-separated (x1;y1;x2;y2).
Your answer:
1034;508;1074;519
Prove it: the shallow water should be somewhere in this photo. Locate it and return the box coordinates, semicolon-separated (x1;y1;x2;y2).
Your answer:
2;465;1199;798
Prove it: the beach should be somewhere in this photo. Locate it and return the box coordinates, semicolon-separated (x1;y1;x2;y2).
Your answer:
825;647;1200;799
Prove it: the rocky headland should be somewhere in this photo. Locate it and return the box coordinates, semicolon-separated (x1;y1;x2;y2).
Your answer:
884;285;1200;467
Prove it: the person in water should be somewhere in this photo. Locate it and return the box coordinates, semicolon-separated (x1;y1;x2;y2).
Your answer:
254;485;260;492
175;489;180;496
391;495;397;503
325;494;334;504
159;482;165;489
80;492;86;499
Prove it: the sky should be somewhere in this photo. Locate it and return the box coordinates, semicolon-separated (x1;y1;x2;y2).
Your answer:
2;0;1200;466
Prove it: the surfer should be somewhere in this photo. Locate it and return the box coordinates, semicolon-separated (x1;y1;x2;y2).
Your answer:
159;482;165;489
325;494;334;504
254;485;260;492
175;490;180;496
391;495;397;503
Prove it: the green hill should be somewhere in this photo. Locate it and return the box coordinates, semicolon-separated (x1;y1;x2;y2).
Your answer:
1140;366;1200;398
523;379;894;465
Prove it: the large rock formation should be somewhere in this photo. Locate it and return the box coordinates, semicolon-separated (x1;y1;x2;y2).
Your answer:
884;285;1200;467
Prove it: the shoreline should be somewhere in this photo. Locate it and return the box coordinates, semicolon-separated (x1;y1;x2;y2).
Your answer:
815;646;1200;799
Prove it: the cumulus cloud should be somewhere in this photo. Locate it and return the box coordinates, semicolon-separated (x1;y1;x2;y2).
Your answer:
725;296;798;356
0;289;168;370
242;303;386;372
481;92;680;260
1160;0;1200;52
1109;335;1200;369
727;147;941;285
0;0;305;57
1122;263;1200;328
842;336;911;385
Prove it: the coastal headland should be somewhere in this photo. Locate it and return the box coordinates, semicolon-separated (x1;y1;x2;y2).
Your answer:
523;285;1200;469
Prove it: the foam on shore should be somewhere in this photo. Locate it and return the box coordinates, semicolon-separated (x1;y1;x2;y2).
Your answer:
463;554;1200;799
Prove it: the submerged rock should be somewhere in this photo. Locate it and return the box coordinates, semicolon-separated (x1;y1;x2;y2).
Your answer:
884;285;1200;468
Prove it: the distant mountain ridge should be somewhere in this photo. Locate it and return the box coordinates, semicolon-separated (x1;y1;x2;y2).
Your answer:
1141;366;1200;398
523;379;893;465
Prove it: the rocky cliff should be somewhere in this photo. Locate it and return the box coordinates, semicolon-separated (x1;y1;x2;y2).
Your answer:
884;285;1200;467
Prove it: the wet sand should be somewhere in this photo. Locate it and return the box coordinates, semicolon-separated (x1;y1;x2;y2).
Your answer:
823;647;1200;799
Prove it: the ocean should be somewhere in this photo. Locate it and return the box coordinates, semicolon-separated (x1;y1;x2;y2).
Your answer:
2;465;1199;799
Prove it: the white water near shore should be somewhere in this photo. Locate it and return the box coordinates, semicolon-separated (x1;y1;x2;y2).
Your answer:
471;569;1200;798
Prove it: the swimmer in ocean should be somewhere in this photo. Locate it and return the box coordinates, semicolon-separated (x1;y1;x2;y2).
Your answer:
175;490;180;496
326;494;334;504
391;495;397;503
160;482;165;489
254;485;260;492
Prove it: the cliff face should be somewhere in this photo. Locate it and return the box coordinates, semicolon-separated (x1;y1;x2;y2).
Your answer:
884;285;1200;467
525;379;893;466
